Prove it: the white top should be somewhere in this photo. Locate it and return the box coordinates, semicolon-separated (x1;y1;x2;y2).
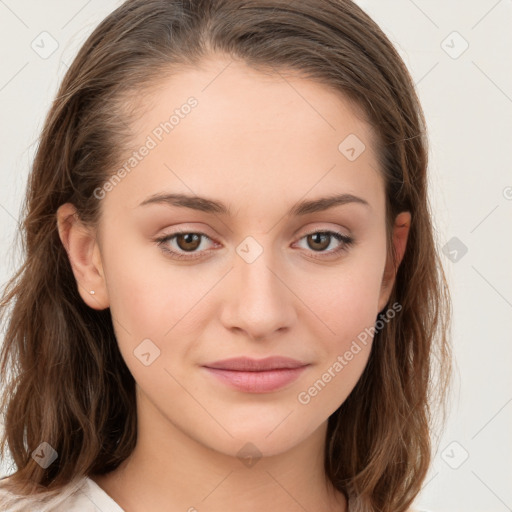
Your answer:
0;475;435;511
0;476;125;512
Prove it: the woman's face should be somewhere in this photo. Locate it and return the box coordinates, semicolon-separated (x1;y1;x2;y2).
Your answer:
63;56;408;458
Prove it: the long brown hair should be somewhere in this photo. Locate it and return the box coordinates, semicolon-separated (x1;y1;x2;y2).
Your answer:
0;1;451;510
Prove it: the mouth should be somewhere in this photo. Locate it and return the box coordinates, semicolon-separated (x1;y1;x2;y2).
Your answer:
201;356;310;393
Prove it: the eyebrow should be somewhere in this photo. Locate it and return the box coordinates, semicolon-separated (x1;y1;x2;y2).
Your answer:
137;192;370;216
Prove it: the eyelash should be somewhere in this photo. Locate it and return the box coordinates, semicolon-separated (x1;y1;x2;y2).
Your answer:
154;229;354;261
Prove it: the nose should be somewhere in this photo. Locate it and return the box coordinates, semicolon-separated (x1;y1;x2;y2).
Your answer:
219;245;297;342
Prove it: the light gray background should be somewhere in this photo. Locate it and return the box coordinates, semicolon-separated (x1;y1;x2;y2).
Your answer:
0;1;511;511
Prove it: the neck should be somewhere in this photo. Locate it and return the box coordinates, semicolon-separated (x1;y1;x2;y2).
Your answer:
92;388;347;512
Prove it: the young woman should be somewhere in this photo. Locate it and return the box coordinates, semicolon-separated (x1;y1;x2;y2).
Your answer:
0;0;451;511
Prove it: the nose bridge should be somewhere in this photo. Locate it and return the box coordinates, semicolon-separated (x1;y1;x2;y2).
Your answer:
221;235;296;339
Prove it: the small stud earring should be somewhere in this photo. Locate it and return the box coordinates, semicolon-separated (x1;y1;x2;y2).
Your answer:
89;290;95;295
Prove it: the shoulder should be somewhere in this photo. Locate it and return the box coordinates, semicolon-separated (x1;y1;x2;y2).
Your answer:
0;474;86;512
0;475;123;512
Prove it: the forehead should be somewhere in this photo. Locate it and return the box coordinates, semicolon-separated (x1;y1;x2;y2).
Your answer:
103;56;384;217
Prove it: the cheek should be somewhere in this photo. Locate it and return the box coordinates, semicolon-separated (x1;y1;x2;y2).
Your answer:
294;267;383;420
303;255;386;344
100;239;217;388
295;241;386;410
102;235;207;335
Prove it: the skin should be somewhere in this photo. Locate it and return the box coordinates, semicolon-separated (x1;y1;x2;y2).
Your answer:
57;55;410;512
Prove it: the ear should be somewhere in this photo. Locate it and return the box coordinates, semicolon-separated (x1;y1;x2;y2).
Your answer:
56;203;109;310
378;211;411;312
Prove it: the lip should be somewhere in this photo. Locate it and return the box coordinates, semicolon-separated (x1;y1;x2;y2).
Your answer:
202;356;310;393
204;356;308;371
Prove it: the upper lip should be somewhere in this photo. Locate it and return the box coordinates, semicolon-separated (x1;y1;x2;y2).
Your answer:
203;356;309;371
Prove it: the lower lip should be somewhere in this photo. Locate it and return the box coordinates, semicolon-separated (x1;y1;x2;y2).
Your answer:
202;366;308;393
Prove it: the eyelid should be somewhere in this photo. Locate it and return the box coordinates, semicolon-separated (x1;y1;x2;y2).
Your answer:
297;225;351;239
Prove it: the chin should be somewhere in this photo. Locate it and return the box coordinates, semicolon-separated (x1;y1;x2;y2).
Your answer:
198;416;317;460
210;434;303;462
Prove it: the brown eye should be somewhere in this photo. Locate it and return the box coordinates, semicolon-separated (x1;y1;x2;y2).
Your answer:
307;232;331;251
175;233;202;252
295;230;354;259
155;231;217;261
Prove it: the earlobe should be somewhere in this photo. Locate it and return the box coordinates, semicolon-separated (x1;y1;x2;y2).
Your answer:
378;211;411;312
56;203;109;310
